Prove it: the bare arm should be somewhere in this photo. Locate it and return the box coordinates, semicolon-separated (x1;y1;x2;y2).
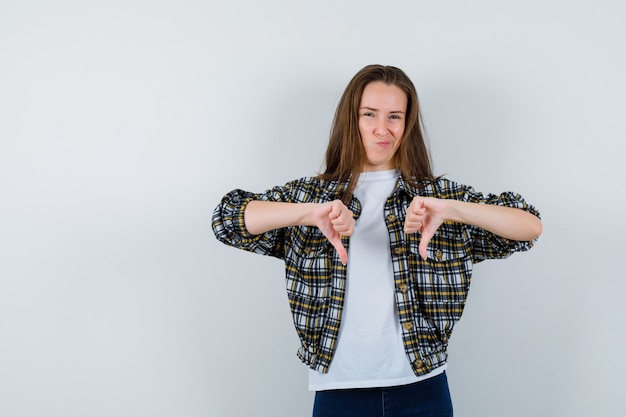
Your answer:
405;197;542;259
444;200;541;240
244;201;317;235
244;200;355;265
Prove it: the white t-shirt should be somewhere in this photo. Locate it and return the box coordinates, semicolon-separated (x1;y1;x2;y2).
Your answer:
309;169;445;391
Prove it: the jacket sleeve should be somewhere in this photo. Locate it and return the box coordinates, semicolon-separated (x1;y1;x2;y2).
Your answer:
211;186;292;260
445;181;541;262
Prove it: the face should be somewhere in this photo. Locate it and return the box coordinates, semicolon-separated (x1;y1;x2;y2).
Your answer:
358;81;407;172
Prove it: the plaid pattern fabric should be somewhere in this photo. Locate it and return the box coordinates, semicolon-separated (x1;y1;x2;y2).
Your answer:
212;175;540;376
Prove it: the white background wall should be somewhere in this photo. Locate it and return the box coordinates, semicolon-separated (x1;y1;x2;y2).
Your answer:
1;1;625;416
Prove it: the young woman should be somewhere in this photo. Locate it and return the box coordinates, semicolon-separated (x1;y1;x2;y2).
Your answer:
212;65;542;417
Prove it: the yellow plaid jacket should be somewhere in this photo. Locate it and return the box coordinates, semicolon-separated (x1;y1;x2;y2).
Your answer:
212;175;540;376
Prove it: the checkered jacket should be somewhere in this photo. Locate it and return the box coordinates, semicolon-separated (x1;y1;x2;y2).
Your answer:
212;175;540;376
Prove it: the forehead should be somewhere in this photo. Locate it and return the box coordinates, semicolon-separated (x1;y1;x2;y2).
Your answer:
360;81;407;110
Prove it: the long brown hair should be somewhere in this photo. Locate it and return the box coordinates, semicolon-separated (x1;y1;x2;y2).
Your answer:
318;65;434;204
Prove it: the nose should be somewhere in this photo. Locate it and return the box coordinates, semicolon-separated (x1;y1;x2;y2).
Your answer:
375;120;388;137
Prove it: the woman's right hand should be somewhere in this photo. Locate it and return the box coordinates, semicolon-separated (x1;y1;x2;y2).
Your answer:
312;200;354;265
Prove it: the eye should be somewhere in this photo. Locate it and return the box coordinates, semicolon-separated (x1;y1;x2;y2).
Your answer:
389;114;402;120
360;111;375;118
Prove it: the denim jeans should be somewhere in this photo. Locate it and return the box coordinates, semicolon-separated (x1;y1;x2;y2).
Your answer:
312;372;453;417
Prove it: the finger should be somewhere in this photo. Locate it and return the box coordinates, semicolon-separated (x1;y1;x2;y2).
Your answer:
331;206;354;236
344;218;355;236
409;197;425;215
329;236;348;265
338;246;348;266
419;228;435;260
328;200;345;220
331;217;354;232
404;215;423;234
404;221;422;234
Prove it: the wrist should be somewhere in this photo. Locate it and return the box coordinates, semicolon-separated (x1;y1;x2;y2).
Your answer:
297;203;319;227
444;199;466;224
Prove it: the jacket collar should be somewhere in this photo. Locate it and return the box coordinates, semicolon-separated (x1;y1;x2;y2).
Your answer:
316;172;429;215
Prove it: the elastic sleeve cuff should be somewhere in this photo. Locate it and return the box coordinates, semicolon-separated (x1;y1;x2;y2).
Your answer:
212;189;257;245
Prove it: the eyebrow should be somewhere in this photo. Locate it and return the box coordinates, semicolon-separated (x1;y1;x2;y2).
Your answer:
359;106;406;114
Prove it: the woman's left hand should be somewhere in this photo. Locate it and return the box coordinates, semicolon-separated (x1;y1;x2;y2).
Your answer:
404;196;448;259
